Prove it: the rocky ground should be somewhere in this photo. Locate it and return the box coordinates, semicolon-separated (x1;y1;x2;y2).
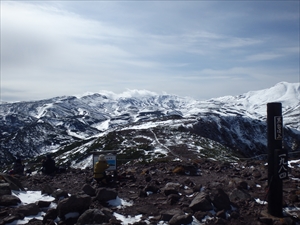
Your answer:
1;157;300;225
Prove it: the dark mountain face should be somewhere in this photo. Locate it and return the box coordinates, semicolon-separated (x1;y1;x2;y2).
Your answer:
0;82;299;168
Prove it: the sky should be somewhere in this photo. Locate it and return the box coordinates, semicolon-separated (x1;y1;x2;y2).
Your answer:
1;1;299;102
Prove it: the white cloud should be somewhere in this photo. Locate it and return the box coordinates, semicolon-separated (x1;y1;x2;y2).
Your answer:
1;1;299;102
246;53;283;61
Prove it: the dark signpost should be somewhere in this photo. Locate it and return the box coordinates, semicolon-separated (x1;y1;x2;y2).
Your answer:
267;102;288;217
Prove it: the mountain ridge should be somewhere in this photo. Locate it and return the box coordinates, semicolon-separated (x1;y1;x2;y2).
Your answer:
0;82;299;168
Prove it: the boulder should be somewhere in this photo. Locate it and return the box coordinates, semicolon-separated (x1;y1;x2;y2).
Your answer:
189;192;213;212
15;203;40;216
43;208;58;223
169;213;193;225
82;184;96;196
194;211;207;221
3;214;24;224
76;209;110;225
211;188;231;211
41;184;54;195
163;187;179;196
51;189;69;200
0;183;11;196
95;188;118;202
164;182;181;190
138;189;148;198
216;209;227;219
36;200;51;208
144;184;159;194
56;194;91;218
0;195;21;206
237;181;249;190
167;194;180;205
160;209;184;221
214;217;227;224
26;218;43;225
0;173;25;191
163;182;181;196
229;188;252;202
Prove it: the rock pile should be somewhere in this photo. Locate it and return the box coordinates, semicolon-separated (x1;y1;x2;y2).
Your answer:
0;158;300;225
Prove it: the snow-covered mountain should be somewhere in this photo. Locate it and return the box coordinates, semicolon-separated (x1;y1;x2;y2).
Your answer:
0;82;299;168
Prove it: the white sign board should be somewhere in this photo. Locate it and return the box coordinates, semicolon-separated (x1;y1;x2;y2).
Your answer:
274;116;283;140
93;154;116;171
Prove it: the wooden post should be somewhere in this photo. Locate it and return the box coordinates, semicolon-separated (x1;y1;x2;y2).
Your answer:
267;102;283;217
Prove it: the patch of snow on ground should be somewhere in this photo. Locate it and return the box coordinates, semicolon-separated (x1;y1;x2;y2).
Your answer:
6;212;46;225
6;191;56;225
255;198;267;205
12;190;55;205
7;190;137;225
108;196;133;209
288;159;300;168
284;206;300;218
113;213;143;225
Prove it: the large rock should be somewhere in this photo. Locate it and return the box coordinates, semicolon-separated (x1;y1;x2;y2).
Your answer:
229;188;252;202
0;195;21;206
0;183;11;196
144;184;160;194
189;192;213;212
51;189;69;200
15;203;40;216
95;188;118;202
82;184;96;197
76;209;111;225
163;187;179;196
160;209;184;221
41;184;54;195
169;213;193;225
163;182;181;196
0;173;25;191
56;194;92;219
211;188;231;211
194;211;208;222
3;214;24;224
167;194;180;205
43;208;58;223
36;200;51;208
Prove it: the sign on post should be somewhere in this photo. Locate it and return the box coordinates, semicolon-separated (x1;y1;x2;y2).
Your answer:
105;155;117;171
275;149;288;180
92;153;117;171
267;102;284;217
274;116;283;140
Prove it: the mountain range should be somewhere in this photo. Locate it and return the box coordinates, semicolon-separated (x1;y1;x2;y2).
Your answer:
0;81;299;169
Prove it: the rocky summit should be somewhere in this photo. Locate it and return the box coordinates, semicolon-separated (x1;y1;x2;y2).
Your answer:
1;157;300;225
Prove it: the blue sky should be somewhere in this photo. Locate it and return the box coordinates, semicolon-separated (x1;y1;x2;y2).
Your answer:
1;1;299;102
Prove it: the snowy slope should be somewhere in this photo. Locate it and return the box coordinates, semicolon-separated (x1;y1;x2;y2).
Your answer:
182;82;299;128
0;82;299;166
